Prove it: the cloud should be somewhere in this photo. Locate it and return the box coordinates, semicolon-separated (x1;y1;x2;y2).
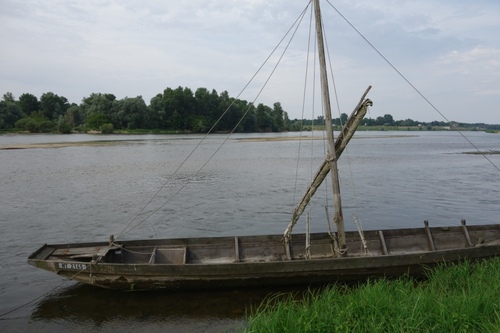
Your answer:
1;0;499;123
440;47;500;75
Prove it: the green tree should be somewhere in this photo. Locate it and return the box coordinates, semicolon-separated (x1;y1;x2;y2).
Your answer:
148;94;166;128
86;113;110;129
18;93;40;116
240;103;258;132
57;117;73;133
66;104;84;127
363;117;375;126
272;102;286;131
14;111;50;132
316;115;325;125
384;114;394;125
221;99;246;132
170;110;181;130
40;92;70;120
81;93;115;116
159;86;196;130
398;118;416;127
194;87;220;128
216;90;233;131
57;105;81;133
256;103;273;132
24;119;40;132
340;113;348;125
39;120;55;132
174;87;196;130
375;116;385;126
0;98;23;129
112;96;149;129
3;92;15;102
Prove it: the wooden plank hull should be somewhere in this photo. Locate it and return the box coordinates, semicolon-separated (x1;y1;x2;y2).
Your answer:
28;223;500;291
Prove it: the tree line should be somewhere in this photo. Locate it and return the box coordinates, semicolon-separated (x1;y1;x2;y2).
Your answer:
0;87;289;134
1;88;499;133
313;113;500;131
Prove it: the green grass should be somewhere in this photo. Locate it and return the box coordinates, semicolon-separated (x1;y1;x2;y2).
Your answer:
245;258;500;332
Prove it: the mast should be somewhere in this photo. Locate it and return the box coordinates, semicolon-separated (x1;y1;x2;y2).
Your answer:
313;0;346;252
284;92;372;241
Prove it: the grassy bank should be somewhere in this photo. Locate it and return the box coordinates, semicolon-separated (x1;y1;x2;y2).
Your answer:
245;258;500;332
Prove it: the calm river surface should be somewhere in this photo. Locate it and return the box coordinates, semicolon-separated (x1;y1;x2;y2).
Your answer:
0;131;499;332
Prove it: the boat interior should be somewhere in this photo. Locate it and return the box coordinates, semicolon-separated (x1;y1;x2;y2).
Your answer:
31;221;500;266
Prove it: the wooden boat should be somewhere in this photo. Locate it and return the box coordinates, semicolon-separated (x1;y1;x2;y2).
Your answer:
28;223;500;290
28;0;500;290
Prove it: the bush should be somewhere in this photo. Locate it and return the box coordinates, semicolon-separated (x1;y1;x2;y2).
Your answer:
39;121;55;133
24;120;40;133
15;118;30;130
87;113;111;130
15;117;56;133
100;123;114;134
58;123;73;134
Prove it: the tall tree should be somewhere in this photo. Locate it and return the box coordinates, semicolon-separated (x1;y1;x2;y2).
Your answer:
148;93;166;128
272;102;287;131
40;92;70;120
58;104;83;132
256;103;273;132
340;113;348;125
112;96;149;129
0;98;23;129
80;93;116;122
161;86;196;130
384;114;394;125
19;93;40;116
192;87;220;132
2;92;15;102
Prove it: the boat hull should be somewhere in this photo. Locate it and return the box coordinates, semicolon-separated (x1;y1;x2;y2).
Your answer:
28;223;500;291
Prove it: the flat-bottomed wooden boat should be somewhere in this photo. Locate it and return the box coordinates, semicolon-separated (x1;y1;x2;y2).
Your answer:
28;221;500;290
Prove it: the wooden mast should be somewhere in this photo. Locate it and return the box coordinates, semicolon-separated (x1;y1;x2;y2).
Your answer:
283;92;372;241
313;0;346;253
283;1;371;257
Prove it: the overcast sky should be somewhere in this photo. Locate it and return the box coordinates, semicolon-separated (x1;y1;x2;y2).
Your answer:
1;0;499;123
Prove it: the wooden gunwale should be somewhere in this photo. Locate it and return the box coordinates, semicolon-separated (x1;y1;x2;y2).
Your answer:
42;243;500;290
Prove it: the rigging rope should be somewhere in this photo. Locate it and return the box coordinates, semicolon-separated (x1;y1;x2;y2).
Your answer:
325;0;500;174
305;4;316;247
0;264;90;319
116;4;312;240
292;3;314;211
306;212;311;259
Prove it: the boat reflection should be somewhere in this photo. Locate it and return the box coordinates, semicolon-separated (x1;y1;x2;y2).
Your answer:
30;283;308;331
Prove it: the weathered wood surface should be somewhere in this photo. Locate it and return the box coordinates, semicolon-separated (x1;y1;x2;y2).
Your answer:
313;0;346;252
284;92;372;240
28;222;500;290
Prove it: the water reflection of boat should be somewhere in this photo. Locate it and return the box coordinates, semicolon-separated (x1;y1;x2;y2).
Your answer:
28;0;500;291
32;283;302;329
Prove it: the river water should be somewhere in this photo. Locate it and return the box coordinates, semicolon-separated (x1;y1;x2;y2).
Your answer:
0;131;499;332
